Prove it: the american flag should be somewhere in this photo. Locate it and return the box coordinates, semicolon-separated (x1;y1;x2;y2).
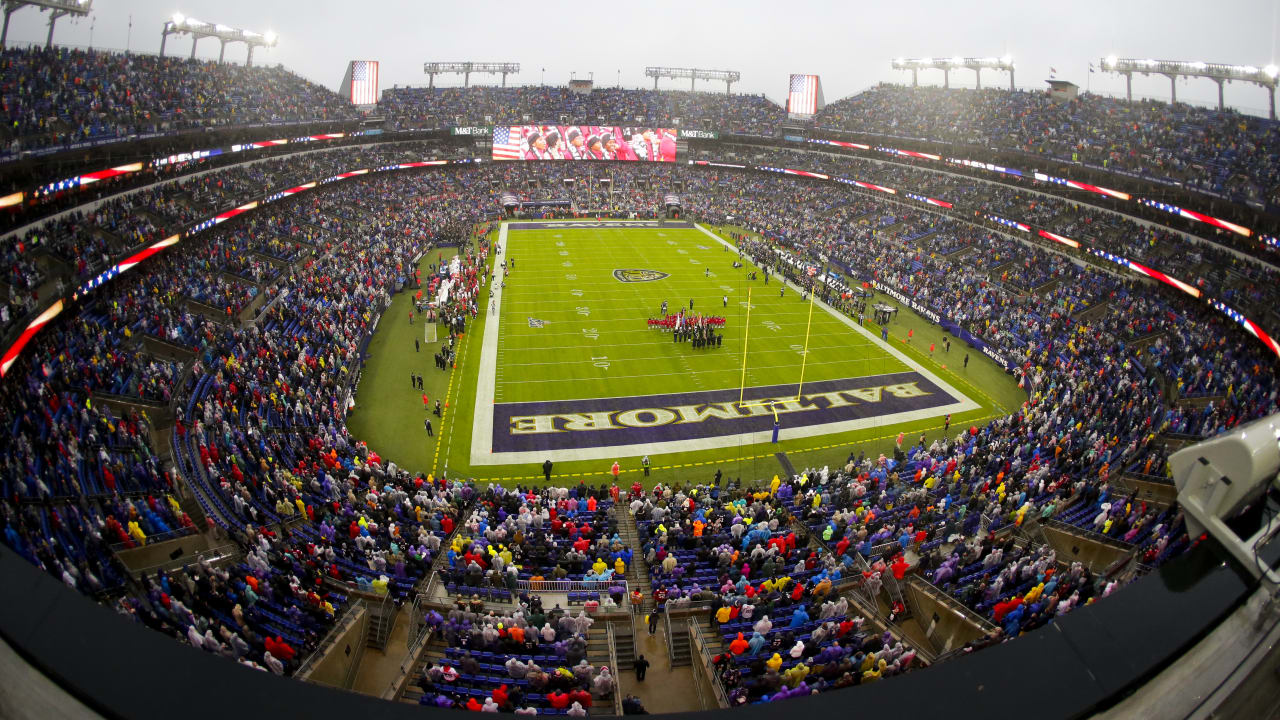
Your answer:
788;74;818;115
492;126;525;161
349;60;379;105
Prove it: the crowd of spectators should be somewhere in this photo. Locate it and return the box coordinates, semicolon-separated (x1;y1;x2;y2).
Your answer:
0;47;358;156
415;588;617;713
381;86;785;136
815;84;1280;206
691;143;1280;323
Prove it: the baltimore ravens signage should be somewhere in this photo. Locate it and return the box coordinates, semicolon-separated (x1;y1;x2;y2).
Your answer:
613;269;670;283
489;371;973;454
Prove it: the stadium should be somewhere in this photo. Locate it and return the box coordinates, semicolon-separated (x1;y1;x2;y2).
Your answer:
1;2;1279;719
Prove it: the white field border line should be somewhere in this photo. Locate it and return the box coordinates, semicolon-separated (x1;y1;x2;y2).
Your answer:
469;222;980;466
471;222;507;468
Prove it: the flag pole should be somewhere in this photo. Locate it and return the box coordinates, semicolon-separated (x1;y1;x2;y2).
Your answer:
738;287;752;407
795;282;816;400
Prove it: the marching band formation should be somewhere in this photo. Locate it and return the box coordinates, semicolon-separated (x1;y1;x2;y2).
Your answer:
648;308;726;349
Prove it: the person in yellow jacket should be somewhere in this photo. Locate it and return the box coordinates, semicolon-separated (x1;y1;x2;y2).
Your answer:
592;558;608;576
765;653;783;672
770;475;781;495
1024;582;1045;605
614;557;626;576
783;662;809;688
862;659;887;683
127;520;147;546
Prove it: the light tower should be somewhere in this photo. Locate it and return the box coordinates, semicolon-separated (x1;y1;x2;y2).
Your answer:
160;14;277;66
1101;56;1280;119
892;56;1016;91
0;0;92;48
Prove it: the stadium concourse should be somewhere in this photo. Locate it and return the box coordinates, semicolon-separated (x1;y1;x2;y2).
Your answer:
0;46;1278;720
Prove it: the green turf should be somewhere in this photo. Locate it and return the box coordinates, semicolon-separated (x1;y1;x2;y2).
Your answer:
345;247;461;474
497;225;904;404
349;223;1027;487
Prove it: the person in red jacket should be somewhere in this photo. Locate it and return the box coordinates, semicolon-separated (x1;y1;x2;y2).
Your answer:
890;555;910;580
729;632;749;655
548;691;571;709
569;688;592;708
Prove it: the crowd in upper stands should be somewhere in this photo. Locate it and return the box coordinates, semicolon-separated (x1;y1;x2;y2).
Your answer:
815;84;1280;206
0;47;358;156
380;86;785;137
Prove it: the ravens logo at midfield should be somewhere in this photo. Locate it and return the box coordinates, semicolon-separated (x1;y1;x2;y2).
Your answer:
613;269;670;283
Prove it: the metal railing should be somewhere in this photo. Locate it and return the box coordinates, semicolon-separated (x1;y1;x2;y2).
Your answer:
294;598;368;686
605;623;624;716
688;621;730;709
108;526;198;552
1042;517;1136;551
514;578;628;594
128;543;237;576
663;605;678;665
905;575;999;633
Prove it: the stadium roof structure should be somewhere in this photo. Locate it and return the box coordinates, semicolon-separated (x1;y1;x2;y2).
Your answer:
645;66;742;94
423;62;520;88
0;0;91;48
1101;56;1280;118
160;13;277;66
892;56;1015;91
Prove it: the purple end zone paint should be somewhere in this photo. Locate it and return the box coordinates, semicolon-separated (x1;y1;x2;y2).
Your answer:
492;371;958;452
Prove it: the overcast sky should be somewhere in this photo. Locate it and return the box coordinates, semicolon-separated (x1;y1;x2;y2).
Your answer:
6;0;1279;115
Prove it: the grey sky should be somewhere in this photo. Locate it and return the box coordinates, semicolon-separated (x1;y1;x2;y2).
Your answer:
5;0;1279;115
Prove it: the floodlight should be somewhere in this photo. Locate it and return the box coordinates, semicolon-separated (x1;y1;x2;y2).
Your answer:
1104;54;1117;68
161;13;277;65
1266;65;1279;78
1001;54;1012;65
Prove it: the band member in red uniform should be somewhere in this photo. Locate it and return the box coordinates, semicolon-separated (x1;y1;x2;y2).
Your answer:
524;131;556;160
565;128;590;160
586;135;606;159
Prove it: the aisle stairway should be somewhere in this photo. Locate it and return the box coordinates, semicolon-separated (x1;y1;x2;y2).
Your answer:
615;507;653;613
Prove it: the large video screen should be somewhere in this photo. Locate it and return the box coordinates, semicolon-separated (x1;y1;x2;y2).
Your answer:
492;125;677;162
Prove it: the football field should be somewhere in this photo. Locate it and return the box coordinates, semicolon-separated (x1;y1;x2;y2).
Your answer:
468;221;984;467
494;224;904;404
349;220;1023;486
